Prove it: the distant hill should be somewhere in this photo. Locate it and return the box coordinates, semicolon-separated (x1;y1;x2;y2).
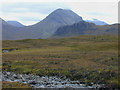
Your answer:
85;18;107;25
1;18;20;40
7;21;24;27
53;21;118;38
2;8;83;40
2;8;118;40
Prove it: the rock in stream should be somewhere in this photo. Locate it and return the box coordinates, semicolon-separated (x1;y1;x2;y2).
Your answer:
2;71;103;88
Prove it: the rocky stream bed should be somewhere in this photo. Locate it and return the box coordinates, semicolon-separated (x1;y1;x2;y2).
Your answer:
2;71;105;88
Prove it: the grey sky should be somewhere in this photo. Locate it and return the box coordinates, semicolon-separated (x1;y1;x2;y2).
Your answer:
0;0;118;25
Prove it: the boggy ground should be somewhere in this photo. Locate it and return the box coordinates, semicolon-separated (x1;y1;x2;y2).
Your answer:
2;35;119;88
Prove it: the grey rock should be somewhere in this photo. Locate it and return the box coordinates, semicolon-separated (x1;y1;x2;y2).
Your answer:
2;71;104;88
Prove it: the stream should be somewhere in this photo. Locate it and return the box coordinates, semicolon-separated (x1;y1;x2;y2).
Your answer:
2;71;105;88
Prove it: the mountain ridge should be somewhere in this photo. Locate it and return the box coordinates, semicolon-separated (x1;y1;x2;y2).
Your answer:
52;21;118;38
2;8;118;40
7;21;24;27
85;18;108;25
2;8;83;40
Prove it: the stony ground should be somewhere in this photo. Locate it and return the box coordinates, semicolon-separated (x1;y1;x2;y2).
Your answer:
2;71;103;88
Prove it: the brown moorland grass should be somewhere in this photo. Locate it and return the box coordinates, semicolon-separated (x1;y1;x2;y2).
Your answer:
2;35;119;88
2;81;31;88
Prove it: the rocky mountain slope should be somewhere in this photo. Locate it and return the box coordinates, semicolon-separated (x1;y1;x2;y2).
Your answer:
53;21;118;38
2;8;83;40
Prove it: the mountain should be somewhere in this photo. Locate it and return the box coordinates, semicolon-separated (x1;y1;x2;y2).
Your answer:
52;21;118;38
7;21;24;27
1;18;20;40
85;18;107;25
2;8;118;40
2;8;83;40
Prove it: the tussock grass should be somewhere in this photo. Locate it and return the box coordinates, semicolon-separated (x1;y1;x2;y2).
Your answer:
2;35;119;88
2;81;31;88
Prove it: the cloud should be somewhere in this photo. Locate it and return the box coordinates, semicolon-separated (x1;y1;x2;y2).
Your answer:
87;12;108;16
1;2;70;14
0;2;70;25
66;2;118;24
1;0;118;3
0;1;118;25
1;12;48;25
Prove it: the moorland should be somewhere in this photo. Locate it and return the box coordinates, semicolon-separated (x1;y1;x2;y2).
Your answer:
2;35;119;88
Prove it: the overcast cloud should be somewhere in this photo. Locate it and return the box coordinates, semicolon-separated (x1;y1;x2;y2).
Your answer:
0;0;118;25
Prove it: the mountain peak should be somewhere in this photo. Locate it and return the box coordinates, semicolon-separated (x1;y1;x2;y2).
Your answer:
53;8;76;14
45;8;83;25
7;21;24;27
55;8;64;11
2;8;83;40
92;18;98;21
55;8;72;11
85;18;107;25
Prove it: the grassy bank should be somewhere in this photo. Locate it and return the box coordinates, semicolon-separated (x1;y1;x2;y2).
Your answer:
2;35;119;88
2;81;31;88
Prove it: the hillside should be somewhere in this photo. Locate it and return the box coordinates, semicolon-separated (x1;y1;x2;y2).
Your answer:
1;18;20;40
53;21;118;38
2;8;118;40
2;35;119;88
7;21;24;27
2;8;83;40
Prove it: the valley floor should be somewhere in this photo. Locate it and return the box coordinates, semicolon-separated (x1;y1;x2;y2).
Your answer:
2;35;119;88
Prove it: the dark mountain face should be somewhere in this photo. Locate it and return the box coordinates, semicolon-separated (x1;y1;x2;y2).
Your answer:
7;21;24;27
85;18;108;25
53;21;118;38
2;8;83;40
